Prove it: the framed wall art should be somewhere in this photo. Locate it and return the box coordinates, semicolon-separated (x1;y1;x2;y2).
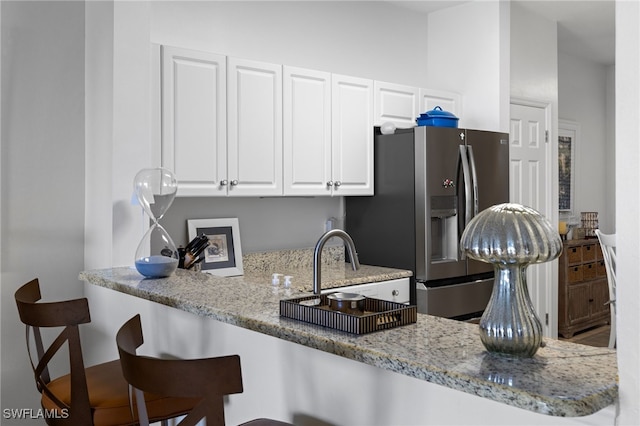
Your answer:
187;218;244;276
558;119;579;214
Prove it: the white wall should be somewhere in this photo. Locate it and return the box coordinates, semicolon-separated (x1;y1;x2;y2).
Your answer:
615;1;640;423
85;0;114;271
150;1;431;87
604;64;616;233
0;1;86;420
509;0;560;339
426;1;510;132
558;52;611;231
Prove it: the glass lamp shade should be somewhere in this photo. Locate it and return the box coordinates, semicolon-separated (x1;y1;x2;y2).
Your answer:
133;168;179;278
461;203;562;357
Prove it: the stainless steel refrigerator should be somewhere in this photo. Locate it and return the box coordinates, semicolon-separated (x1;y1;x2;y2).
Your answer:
345;125;509;319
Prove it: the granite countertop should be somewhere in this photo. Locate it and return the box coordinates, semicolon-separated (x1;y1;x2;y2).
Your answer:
80;249;618;418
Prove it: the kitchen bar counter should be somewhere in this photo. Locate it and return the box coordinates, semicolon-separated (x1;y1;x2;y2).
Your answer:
80;262;617;419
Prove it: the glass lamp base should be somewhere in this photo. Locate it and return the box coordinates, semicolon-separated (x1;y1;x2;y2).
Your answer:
479;264;543;358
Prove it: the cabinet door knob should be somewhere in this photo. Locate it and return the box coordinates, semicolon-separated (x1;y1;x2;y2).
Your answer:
334;181;342;188
230;180;239;186
392;289;399;296
326;181;334;187
220;180;228;186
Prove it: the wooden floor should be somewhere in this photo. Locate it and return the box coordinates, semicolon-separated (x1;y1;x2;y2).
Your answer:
559;325;612;348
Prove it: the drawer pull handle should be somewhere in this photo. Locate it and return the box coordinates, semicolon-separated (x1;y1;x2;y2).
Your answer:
392;290;399;296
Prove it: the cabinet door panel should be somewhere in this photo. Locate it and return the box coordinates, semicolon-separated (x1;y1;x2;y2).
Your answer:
283;67;332;195
419;88;462;118
590;279;611;318
567;282;591;325
374;81;419;127
228;58;282;196
162;46;227;196
332;74;373;196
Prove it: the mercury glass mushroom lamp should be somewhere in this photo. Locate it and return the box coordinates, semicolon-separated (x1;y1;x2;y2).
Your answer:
460;203;563;357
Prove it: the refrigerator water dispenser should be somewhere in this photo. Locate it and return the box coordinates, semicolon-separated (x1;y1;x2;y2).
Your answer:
430;195;458;263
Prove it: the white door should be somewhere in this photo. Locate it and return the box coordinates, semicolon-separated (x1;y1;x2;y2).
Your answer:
283;66;332;196
228;57;283;196
509;101;557;337
161;46;227;196
331;74;374;196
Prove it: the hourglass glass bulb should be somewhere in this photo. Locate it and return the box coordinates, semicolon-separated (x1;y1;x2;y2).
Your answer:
133;168;179;278
133;168;178;221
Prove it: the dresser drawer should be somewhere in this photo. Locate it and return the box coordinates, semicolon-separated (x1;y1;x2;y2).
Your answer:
568;265;583;283
567;246;582;263
583;262;597;281
581;243;597;262
597;260;607;277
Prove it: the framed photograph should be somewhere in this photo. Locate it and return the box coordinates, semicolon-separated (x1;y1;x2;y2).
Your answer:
187;218;243;276
558;120;579;214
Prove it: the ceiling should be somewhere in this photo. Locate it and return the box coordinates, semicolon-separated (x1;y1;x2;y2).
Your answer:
391;0;615;66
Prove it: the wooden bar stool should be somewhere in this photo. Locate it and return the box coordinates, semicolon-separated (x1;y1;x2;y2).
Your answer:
116;314;293;426
14;278;199;425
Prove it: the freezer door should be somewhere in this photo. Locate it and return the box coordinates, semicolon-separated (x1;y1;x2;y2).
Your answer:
415;277;493;318
465;129;510;275
415;126;467;281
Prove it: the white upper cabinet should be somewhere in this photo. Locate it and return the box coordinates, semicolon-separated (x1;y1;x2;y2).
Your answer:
160;45;383;198
419;88;462;118
284;69;374;196
374;81;419;128
283;66;332;196
227;57;283;196
161;46;227;196
331;74;374;196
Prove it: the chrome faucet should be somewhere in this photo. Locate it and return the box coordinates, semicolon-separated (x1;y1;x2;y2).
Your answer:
313;229;361;295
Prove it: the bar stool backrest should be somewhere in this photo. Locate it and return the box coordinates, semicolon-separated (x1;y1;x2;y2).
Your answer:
595;230;617;349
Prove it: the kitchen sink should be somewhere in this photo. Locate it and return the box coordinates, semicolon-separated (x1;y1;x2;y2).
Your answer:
280;294;417;334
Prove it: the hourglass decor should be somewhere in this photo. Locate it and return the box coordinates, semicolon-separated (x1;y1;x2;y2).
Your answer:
460;203;562;357
133;168;179;278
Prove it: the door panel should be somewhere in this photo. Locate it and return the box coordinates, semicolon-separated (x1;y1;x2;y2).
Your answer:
374;81;419;127
510;102;553;336
228;57;282;196
283;66;332;195
418;126;467;281
331;74;373;195
466;130;510;276
161;46;227;196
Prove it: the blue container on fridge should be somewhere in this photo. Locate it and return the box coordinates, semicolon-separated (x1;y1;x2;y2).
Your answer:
416;106;459;128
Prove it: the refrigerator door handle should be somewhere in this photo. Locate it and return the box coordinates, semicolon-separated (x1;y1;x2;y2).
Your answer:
467;145;479;217
459;145;472;226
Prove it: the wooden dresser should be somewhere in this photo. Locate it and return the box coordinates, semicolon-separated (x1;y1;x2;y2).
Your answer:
558;238;611;338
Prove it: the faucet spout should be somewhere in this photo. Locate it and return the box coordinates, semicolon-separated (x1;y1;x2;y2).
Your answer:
313;229;361;295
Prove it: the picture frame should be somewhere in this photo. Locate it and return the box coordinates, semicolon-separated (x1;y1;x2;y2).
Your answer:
187;218;244;276
558;119;579;214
